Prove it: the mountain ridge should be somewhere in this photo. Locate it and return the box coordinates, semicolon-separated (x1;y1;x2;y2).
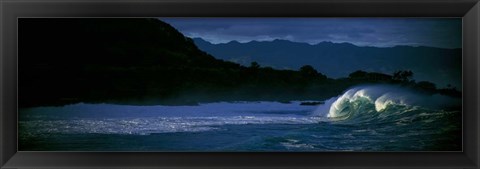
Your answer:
193;37;458;49
192;37;462;88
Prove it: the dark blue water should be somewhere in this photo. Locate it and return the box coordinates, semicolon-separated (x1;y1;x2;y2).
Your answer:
19;85;462;151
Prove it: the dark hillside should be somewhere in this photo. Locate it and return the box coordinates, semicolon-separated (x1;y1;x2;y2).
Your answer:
18;18;459;107
19;18;243;107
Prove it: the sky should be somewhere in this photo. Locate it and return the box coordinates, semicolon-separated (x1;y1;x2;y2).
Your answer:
160;18;462;49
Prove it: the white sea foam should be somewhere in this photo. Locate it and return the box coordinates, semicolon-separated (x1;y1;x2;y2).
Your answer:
312;84;461;119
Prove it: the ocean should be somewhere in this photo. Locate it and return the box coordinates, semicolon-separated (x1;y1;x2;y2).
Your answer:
19;85;462;151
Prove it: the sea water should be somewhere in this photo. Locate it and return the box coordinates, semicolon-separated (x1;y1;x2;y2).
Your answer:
18;85;462;151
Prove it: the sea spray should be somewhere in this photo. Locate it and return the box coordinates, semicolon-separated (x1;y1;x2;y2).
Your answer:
313;84;461;121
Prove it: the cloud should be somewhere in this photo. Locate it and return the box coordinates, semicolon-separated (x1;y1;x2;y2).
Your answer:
160;18;461;49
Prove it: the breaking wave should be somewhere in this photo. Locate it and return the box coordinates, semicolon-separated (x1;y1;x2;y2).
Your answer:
19;85;461;136
313;84;461;124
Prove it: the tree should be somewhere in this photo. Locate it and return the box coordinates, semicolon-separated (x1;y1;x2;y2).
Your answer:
299;65;318;77
392;70;413;82
416;81;437;92
250;62;260;69
349;70;367;79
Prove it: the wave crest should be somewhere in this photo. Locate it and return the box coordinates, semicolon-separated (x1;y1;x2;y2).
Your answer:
314;85;461;121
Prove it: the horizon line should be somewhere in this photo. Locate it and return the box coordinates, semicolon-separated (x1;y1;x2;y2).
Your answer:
191;37;461;50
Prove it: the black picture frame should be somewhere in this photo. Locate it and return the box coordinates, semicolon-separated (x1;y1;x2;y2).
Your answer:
1;0;479;168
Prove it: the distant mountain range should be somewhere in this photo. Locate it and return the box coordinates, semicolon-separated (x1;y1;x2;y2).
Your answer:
193;38;462;88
